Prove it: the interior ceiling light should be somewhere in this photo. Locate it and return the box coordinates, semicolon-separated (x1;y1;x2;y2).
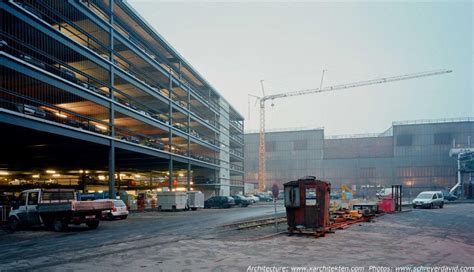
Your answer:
95;124;108;131
0;171;9;175
55;112;67;118
46;170;56;174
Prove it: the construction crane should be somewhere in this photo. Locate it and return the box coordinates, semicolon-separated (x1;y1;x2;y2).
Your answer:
250;69;453;192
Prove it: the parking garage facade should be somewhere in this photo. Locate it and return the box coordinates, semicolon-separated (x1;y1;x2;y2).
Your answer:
0;0;244;199
245;119;474;197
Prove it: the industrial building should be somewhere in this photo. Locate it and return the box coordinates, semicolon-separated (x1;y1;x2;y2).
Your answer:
245;118;474;197
0;0;244;198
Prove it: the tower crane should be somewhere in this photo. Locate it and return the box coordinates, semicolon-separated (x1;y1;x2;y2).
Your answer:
251;69;453;192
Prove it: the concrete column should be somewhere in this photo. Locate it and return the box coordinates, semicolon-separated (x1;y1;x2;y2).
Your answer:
187;163;191;191
107;0;115;199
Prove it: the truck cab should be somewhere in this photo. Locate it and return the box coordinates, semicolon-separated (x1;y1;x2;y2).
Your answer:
9;189;42;228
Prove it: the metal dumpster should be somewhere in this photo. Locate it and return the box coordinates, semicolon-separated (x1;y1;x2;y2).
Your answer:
284;176;331;232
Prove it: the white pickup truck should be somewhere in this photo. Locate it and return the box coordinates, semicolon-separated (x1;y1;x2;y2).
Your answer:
8;188;113;232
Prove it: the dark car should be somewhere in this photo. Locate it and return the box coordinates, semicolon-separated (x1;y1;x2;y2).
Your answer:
442;191;458;201
16;104;47;118
121;135;140;144
58;67;77;83
231;195;251;207
255;194;273;202
19;54;47;70
204;196;235;209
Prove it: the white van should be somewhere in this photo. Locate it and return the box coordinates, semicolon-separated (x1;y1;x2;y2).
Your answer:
412;191;444;209
376;188;394;198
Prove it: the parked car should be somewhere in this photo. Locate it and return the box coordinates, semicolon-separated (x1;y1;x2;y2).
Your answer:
204;196;235;209
442;191;458;201
245;195;259;203
58;67;77;83
231;195;251;207
121;135;140;144
255;194;273;202
412;191;444;209
95;199;128;220
19;54;46;69
16;104;47;118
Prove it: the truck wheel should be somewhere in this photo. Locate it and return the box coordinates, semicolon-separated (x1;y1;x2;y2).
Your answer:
53;218;67;232
439;202;444;208
86;220;100;230
8;217;21;231
191;207;197;211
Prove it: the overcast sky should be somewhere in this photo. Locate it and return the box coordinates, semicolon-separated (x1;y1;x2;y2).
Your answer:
127;0;473;136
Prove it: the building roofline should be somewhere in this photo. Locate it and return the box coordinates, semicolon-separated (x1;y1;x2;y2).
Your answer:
392;117;473;127
245;117;473;138
245;127;324;135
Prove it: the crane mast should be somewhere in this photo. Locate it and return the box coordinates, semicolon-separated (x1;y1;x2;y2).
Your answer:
254;69;452;192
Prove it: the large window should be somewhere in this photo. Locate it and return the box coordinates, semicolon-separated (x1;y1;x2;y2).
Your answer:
434;133;452;145
293;140;308;151
396;135;412;146
360;167;376;178
266;141;276;152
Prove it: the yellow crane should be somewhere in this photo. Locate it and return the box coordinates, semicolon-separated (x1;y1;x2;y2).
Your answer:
341;185;355;201
250;69;453;192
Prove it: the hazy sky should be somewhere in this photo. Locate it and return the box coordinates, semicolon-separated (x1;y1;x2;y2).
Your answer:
127;0;473;136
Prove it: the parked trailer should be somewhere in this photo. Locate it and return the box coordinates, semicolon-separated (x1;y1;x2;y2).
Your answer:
187;191;204;210
156;191;187;211
8;189;113;232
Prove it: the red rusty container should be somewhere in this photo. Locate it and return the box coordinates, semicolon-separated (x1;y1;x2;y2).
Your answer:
378;197;395;213
284;177;331;232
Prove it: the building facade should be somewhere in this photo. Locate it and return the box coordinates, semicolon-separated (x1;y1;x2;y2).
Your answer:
0;0;244;198
245;119;474;196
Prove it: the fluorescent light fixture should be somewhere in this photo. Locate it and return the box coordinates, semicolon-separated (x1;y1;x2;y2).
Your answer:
52;174;60;177
0;171;9;175
135;175;141;178
98;190;103;193
32;174;40;178
190;181;194;185
98;175;106;180
46;170;56;174
55;112;67;118
178;173;184;177
95;124;108;131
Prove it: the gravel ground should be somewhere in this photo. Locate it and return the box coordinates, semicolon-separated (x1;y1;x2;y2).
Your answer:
0;203;473;272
